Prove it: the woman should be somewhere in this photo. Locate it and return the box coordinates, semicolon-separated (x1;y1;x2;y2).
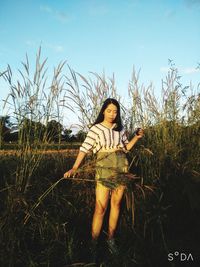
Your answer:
64;98;143;255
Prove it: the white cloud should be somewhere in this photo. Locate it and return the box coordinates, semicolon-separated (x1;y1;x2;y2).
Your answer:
164;9;176;19
26;40;36;47
184;0;200;9
54;45;64;53
55;11;71;23
39;5;72;24
25;40;64;53
160;66;200;75
182;67;200;74
46;43;64;53
160;67;169;73
40;5;52;14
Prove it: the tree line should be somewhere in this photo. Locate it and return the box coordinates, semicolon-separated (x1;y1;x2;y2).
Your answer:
0;115;86;144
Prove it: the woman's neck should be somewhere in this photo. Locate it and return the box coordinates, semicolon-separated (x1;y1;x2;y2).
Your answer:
101;120;115;128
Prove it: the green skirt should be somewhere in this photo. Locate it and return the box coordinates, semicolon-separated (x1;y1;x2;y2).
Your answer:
95;150;129;189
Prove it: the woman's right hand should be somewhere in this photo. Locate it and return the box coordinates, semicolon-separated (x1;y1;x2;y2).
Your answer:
64;167;77;178
135;128;144;139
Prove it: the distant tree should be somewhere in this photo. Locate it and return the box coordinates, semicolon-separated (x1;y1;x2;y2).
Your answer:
0;116;11;146
46;120;63;142
75;130;87;142
19;118;46;144
69;134;78;142
5;131;19;142
63;128;73;142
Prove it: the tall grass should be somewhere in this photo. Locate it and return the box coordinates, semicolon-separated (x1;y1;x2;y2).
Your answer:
0;49;199;266
64;61;200;264
64;68;121;130
0;49;76;266
2;47;68;192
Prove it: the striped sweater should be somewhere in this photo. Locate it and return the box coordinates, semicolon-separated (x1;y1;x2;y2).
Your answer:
80;123;129;154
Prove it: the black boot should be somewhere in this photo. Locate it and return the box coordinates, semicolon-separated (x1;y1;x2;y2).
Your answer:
90;239;98;263
106;238;119;256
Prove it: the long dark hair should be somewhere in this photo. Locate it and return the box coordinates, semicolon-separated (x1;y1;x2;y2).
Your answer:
93;98;123;131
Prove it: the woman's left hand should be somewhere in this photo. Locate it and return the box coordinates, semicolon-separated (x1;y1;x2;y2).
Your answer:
136;128;144;139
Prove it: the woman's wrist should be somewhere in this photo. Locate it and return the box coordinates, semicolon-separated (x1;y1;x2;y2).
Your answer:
134;135;140;140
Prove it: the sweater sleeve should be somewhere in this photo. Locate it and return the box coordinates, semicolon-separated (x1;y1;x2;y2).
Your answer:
79;126;97;154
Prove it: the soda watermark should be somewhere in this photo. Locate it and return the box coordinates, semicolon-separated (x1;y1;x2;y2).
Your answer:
168;251;194;262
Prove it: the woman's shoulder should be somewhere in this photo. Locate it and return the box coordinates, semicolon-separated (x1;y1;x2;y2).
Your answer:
90;123;102;129
88;123;102;133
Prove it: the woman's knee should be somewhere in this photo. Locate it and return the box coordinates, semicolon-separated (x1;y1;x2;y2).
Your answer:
94;201;107;216
110;187;125;209
111;198;121;209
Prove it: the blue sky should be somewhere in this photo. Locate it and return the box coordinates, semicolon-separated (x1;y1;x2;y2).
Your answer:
0;0;199;126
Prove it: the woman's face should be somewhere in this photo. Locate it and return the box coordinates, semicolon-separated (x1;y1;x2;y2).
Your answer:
103;103;118;123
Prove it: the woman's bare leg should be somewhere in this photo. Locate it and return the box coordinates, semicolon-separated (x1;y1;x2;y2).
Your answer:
108;185;125;239
92;183;110;240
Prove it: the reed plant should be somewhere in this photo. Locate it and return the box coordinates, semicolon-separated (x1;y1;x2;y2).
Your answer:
64;68;121;129
63;62;200;265
0;48;75;266
0;49;199;266
2;47;68;192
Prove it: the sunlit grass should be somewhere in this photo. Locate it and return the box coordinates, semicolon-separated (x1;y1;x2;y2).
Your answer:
0;48;199;266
